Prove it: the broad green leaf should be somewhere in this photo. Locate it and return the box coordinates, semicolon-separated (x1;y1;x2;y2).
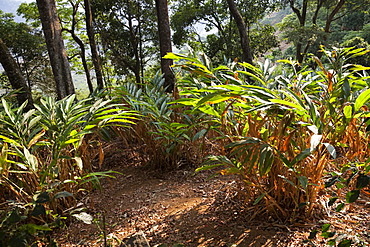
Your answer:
259;144;273;175
34;191;50;203
308;229;318;239
290;148;311;167
163;52;201;64
7;209;24;224
19;223;52;235
53;191;74;200
0;134;22;147
192;129;207;141
197;105;221;118
343;105;353;119
336;203;345;212
321;223;331;232
354;89;370;112
31;204;46;217
356;174;370;189
338;239;352;247
269;99;305;112
328;197;338;206
298;176;308;190
345;190;360;203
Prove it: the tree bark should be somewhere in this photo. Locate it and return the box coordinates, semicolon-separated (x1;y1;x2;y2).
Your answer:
155;0;175;93
0;39;34;110
84;0;104;91
36;0;75;100
226;0;253;65
64;1;93;94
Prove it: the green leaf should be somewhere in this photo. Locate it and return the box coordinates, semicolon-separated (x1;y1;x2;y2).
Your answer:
34;192;50;203
354;88;370;112
192;129;207;141
327;239;336;245
253;193;266;205
278;175;296;187
298;176;308;190
336;203;345;212
31;204;46;217
19;223;51;235
259;144;273;175
321;223;331;232
290;148;311;167
197;105;221;118
269;99;305;111
321;231;335;239
53;191;74;200
308;229;318;239
325;176;339;188
7;210;24;224
328;197;338;207
345;190;360;203
338;239;352;247
356;174;370;189
343;105;353;119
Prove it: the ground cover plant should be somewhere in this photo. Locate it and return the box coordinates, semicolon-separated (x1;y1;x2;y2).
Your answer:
0;47;369;246
0;94;137;246
161;46;370;244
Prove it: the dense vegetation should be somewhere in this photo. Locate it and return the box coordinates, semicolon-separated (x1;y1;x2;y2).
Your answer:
0;0;370;246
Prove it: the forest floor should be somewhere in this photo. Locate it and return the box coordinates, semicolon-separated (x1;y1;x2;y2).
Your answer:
55;141;370;247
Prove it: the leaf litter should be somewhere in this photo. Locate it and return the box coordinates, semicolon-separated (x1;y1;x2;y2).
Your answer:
55;142;370;246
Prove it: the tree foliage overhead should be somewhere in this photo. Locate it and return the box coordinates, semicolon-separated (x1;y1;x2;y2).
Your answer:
171;0;279;62
92;0;159;84
278;0;370;63
0;10;54;96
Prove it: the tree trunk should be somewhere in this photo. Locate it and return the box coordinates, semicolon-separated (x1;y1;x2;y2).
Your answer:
0;39;34;110
226;0;253;65
84;0;104;91
64;0;93;94
36;0;75;100
155;0;175;93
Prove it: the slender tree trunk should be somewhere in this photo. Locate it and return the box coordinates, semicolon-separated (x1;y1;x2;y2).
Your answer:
226;0;253;65
324;0;346;33
67;30;94;94
36;0;75;100
127;1;142;86
64;1;93;94
84;0;104;90
290;0;308;64
155;0;175;93
0;39;34;110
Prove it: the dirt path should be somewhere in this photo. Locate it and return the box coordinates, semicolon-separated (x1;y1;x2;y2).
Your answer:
55;145;369;246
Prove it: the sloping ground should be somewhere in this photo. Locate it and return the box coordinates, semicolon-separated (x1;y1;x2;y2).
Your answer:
55;142;370;247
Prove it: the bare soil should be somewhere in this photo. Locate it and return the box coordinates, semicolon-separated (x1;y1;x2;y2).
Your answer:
55;142;370;247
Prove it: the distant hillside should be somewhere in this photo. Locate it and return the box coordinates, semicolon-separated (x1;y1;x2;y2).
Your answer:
262;8;292;26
